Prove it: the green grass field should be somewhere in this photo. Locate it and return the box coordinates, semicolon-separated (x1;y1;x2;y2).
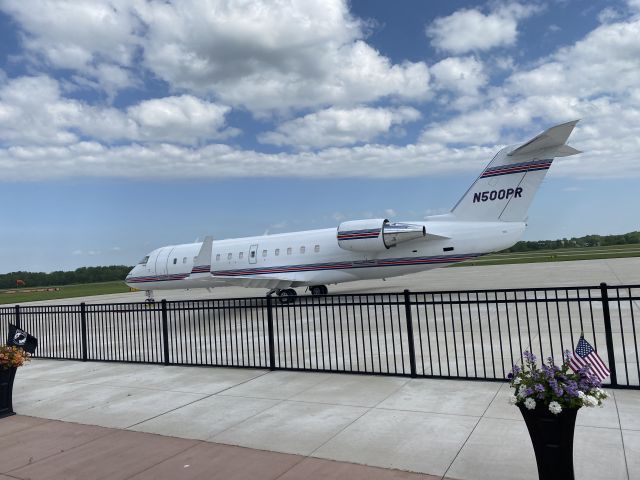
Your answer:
0;281;131;305
2;244;639;304
454;243;640;267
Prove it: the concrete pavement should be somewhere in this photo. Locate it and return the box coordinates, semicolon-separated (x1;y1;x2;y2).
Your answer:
5;359;639;479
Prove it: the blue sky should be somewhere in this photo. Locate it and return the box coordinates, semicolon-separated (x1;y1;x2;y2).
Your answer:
0;0;639;273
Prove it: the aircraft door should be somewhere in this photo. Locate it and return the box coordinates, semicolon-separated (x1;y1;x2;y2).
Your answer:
249;244;258;264
155;247;174;276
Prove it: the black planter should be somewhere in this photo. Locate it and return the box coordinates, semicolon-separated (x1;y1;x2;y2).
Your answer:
519;404;579;480
0;367;17;419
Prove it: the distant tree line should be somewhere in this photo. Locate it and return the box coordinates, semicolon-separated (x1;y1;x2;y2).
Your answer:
503;231;640;253
0;266;132;290
1;231;638;289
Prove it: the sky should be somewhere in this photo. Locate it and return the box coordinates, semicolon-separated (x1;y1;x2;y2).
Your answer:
0;0;639;273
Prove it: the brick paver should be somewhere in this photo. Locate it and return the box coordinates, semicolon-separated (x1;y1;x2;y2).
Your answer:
0;415;444;480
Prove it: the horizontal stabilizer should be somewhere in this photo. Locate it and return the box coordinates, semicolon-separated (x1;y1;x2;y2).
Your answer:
508;120;580;157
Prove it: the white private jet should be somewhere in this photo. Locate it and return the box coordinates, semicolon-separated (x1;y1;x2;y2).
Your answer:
126;121;581;302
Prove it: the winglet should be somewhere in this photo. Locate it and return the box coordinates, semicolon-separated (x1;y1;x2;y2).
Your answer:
190;236;213;275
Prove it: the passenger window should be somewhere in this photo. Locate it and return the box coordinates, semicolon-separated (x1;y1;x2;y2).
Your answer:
262;249;267;257
216;254;220;261
173;258;177;264
287;247;292;255
314;245;320;253
251;251;256;258
300;246;305;254
227;253;232;260
183;257;187;263
239;252;244;259
275;248;280;256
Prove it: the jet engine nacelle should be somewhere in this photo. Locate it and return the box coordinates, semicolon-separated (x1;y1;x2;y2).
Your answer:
337;219;426;252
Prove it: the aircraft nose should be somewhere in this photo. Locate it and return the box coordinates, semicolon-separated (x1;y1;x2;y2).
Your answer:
125;265;137;280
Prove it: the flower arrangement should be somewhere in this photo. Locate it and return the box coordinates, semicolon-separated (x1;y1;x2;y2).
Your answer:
508;351;608;414
0;345;31;369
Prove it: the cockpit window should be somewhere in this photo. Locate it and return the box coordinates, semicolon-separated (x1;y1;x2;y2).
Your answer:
139;255;149;266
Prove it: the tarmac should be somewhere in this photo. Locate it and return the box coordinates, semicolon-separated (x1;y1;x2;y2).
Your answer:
3;359;639;480
7;257;640;307
2;258;639;478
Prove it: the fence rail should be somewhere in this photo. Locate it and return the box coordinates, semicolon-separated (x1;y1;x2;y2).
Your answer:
1;282;639;388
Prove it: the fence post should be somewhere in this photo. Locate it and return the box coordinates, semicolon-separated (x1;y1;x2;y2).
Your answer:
266;295;276;371
403;289;417;378
80;302;87;362
14;304;20;329
161;300;170;366
600;282;618;387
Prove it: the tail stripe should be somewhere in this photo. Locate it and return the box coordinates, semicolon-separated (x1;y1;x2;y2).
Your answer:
481;159;552;178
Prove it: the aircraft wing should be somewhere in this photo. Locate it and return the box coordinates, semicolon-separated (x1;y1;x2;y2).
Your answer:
189;273;302;289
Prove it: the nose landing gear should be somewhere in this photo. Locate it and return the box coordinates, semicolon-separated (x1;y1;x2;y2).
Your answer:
144;290;155;303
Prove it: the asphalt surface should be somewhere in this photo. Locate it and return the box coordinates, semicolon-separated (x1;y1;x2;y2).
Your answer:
7;257;640;307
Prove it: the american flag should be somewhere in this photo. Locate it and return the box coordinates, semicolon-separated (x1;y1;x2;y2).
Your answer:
569;336;610;381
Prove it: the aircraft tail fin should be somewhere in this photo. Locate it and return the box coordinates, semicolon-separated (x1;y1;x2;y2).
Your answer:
450;120;581;222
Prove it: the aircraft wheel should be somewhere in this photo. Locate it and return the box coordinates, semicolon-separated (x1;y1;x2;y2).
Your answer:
278;288;297;304
310;285;328;295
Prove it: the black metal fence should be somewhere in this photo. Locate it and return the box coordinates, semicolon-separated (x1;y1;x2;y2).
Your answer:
1;282;638;388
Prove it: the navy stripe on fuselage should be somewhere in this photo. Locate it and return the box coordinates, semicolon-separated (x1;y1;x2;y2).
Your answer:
125;253;481;283
191;264;211;273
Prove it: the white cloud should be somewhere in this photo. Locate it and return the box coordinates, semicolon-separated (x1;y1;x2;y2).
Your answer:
628;0;640;12
430;56;487;95
421;14;640;181
507;19;640;98
128;95;235;144
426;3;541;54
1;0;142;92
2;0;430;112
139;0;431;113
259;106;420;149
0;76;235;146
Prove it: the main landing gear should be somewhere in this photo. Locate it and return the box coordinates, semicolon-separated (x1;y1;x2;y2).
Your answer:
277;288;297;304
310;285;328;296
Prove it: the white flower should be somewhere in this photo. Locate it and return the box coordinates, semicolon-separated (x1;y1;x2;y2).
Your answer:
549;401;562;415
524;398;536;410
508;395;518;405
517;386;528;399
577;391;586;400
513;377;521;385
583;395;598;407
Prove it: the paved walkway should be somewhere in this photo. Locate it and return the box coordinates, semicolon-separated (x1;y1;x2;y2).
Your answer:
0;415;437;480
4;359;640;479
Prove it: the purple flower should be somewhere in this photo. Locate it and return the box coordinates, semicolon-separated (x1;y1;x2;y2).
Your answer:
521;387;534;397
563;380;579;397
523;351;537;363
534;384;545;393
